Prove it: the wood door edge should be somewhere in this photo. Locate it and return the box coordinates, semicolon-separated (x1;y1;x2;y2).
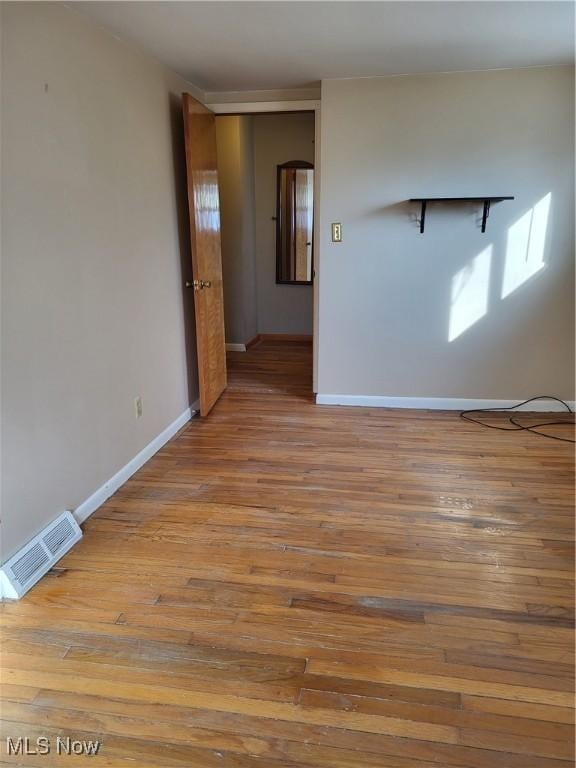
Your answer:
182;91;226;418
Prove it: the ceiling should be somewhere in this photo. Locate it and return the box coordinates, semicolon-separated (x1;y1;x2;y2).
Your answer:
74;1;574;94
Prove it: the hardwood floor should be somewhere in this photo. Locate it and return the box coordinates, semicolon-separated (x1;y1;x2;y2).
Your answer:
1;339;574;767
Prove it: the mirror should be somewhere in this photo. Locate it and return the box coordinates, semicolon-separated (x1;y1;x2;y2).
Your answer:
276;161;314;284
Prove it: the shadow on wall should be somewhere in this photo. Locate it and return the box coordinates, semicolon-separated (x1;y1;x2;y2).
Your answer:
449;193;551;342
168;92;199;405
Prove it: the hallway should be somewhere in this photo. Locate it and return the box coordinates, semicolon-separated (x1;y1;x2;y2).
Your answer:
1;341;574;767
227;338;313;398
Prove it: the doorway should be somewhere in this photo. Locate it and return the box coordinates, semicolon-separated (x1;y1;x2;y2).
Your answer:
214;110;317;398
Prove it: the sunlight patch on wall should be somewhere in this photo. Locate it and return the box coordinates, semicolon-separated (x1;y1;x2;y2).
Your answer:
194;171;221;233
502;193;551;299
449;245;493;342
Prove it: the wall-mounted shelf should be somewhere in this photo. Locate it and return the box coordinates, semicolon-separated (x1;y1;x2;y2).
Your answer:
409;197;514;233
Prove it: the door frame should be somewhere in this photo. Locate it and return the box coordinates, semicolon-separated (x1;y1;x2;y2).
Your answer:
206;99;321;393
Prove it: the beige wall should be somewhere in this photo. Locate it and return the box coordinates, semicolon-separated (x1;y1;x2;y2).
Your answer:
253;113;315;335
318;68;575;399
1;3;199;561
216;116;258;345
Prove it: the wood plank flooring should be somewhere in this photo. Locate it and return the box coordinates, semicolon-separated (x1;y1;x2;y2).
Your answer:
1;339;574;766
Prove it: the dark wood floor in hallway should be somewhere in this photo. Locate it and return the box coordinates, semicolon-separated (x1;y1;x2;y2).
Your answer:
1;340;574;767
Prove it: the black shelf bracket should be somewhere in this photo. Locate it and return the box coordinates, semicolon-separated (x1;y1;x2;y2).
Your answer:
418;200;427;234
481;200;491;233
410;197;514;234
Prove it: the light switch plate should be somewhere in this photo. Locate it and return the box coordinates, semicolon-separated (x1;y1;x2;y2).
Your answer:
331;222;342;242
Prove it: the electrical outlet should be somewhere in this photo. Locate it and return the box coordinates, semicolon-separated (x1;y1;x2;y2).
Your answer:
135;396;143;419
331;222;342;242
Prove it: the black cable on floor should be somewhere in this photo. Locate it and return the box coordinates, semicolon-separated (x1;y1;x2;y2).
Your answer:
460;396;576;444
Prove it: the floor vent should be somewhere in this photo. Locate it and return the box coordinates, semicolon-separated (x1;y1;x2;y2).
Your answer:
0;511;82;600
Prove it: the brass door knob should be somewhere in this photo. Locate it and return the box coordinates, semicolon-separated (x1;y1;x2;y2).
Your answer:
185;279;211;291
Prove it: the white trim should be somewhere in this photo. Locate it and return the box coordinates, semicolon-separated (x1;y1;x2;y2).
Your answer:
74;405;196;525
226;343;246;352
205;87;320;104
312;106;321;394
316;394;576;411
208;100;320;114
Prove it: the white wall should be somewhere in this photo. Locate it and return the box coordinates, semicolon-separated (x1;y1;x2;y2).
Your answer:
253;113;315;335
216;115;258;346
1;3;199;561
318;68;575;400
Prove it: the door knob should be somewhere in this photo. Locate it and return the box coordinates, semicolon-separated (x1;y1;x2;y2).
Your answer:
185;279;211;291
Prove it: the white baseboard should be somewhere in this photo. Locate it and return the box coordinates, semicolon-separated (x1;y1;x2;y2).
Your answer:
226;343;246;352
74;405;196;525
316;394;576;411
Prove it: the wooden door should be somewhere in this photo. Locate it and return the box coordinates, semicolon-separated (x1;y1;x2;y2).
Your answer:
182;93;226;416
